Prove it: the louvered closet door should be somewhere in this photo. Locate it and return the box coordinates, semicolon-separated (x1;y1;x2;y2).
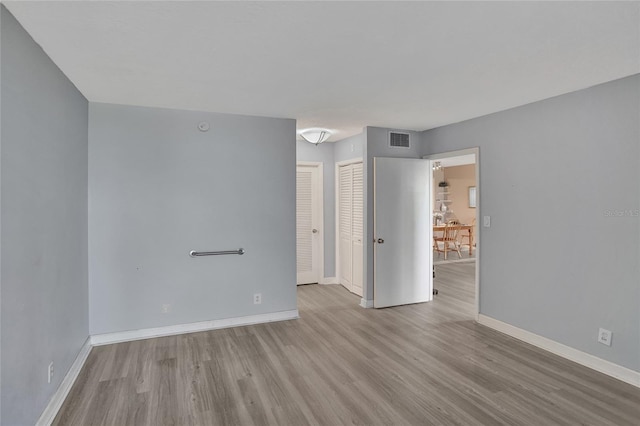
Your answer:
297;165;321;285
338;162;364;297
338;165;353;290
351;163;364;296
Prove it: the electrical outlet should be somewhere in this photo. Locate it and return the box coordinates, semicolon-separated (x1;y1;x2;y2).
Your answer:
598;328;612;346
254;293;262;305
48;362;54;384
161;304;171;314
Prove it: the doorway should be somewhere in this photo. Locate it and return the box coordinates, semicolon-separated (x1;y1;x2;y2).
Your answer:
426;148;480;319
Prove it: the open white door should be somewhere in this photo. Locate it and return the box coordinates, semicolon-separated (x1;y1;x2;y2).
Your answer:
374;157;432;308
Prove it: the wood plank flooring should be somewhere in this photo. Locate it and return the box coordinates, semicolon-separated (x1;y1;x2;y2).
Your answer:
54;263;640;425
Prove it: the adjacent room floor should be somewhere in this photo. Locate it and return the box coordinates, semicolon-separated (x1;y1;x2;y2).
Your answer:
54;263;640;425
433;246;476;265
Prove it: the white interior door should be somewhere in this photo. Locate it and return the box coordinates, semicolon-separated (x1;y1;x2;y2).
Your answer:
351;163;364;296
297;164;322;284
338;165;353;290
338;162;364;297
374;157;432;308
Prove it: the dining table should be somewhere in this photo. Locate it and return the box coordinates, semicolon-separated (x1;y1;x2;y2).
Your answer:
433;223;474;255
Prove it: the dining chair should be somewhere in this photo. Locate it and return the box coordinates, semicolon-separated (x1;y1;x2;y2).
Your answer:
433;221;462;260
433;219;459;255
460;217;476;255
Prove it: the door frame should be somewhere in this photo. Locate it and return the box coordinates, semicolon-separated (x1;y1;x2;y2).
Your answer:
296;161;324;284
334;158;364;293
424;147;480;320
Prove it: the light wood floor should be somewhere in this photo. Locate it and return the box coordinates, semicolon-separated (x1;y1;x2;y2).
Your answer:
433;246;475;265
55;263;640;425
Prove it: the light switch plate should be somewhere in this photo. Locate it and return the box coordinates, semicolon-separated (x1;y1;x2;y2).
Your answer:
483;216;491;227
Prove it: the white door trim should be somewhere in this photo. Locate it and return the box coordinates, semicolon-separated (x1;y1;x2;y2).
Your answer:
423;147;480;320
296;162;324;284
335;158;364;295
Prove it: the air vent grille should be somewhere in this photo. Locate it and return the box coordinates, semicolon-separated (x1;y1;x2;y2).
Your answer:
389;132;410;148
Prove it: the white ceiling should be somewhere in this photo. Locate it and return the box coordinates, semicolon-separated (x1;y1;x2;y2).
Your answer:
4;1;639;141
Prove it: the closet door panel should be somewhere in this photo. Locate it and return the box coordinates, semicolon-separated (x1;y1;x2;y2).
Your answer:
351;163;364;296
338;165;353;289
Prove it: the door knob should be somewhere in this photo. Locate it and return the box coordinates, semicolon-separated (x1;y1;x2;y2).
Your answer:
377;238;384;244
312;229;318;234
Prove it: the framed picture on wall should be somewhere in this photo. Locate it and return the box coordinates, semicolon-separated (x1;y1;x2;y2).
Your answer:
468;186;477;208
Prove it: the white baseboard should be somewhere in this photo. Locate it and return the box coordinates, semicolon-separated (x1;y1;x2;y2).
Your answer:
91;309;300;346
478;314;640;388
360;298;374;308
36;337;93;426
320;276;338;285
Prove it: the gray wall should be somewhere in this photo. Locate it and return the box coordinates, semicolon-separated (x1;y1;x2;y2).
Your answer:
334;132;365;163
296;140;335;278
1;6;89;425
89;103;297;335
364;127;422;301
422;75;640;372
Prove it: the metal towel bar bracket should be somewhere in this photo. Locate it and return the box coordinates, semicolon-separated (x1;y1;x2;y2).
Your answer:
189;248;245;257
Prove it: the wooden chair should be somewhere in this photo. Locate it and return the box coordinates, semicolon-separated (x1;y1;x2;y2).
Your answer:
433;221;462;260
460;218;476;255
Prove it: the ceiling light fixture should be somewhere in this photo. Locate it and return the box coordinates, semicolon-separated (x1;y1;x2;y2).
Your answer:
299;128;332;145
432;161;442;171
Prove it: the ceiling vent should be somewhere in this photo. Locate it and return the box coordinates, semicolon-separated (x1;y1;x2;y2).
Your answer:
389;131;410;148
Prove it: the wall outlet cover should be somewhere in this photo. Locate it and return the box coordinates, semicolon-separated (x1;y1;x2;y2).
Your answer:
598;328;612;346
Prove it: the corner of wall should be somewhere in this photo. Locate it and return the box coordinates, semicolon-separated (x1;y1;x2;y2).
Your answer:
0;7;90;424
1;7;4;424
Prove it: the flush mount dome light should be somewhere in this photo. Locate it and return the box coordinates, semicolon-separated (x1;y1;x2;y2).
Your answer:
299;128;332;145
